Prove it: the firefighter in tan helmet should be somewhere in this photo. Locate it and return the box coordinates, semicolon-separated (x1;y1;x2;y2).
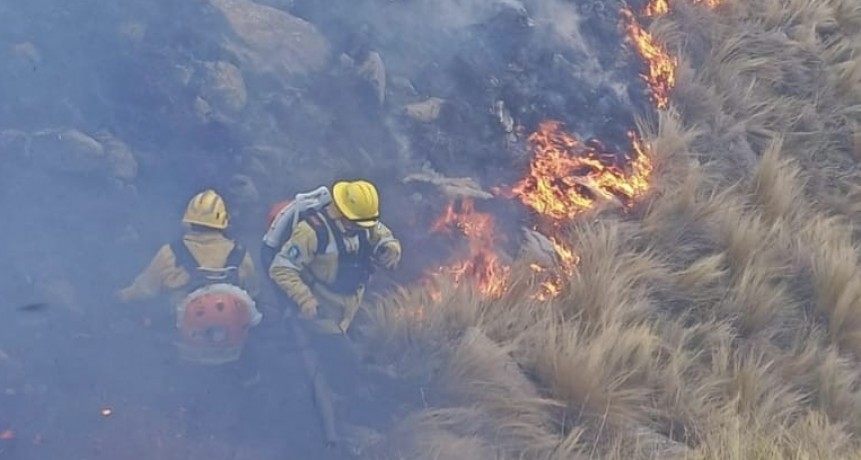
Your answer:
268;180;402;334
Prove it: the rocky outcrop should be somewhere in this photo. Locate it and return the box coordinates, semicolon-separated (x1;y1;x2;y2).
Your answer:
209;0;330;78
194;61;248;122
27;129;137;182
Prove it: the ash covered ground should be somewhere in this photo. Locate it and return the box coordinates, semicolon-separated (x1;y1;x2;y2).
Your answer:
0;0;657;458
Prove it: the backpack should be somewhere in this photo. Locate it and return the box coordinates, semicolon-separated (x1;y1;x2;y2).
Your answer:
260;186;332;271
262;186;332;251
170;238;247;292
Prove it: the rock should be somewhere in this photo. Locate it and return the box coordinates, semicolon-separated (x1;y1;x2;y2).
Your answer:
193;96;213;122
519;228;559;266
403;165;494;200
29;129;137;181
92;131;138;181
198;61;248;121
356;51;386;105
405;97;445;122
210;0;330;77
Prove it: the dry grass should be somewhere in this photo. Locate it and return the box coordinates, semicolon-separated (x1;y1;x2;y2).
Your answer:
363;0;861;458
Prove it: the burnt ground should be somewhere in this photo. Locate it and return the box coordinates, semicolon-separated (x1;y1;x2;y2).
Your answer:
0;283;426;460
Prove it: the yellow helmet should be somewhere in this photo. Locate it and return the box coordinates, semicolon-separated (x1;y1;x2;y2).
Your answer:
183;189;229;229
332;180;380;228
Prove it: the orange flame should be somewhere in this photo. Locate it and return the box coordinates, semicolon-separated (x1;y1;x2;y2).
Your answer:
644;0;669;17
511;120;652;222
531;236;579;301
646;0;722;17
431;198;511;298
693;0;722;8
621;7;677;109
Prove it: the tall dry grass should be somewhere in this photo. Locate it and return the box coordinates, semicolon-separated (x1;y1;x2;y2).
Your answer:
362;0;861;458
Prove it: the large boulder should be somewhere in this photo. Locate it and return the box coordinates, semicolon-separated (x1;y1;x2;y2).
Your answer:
195;61;248;122
28;129;137;182
209;0;330;78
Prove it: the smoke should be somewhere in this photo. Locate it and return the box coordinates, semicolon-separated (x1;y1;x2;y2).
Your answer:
0;0;651;456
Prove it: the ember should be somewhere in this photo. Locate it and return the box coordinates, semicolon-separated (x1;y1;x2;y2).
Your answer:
430;198;510;298
510;120;652;222
621;6;678;109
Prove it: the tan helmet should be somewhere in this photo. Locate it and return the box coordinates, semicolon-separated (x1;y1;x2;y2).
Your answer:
332;180;380;228
183;189;229;229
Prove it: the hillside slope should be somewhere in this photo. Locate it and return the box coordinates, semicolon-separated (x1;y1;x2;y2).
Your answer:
365;0;861;458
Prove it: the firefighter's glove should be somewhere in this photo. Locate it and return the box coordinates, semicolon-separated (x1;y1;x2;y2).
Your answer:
375;243;401;270
298;297;319;320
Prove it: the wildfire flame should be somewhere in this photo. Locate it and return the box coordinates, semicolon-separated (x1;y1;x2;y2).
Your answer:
644;0;669;17
694;0;722;8
430;198;511;298
621;6;677;109
511;120;652;222
646;0;721;17
409;1;672;308
531;236;579;300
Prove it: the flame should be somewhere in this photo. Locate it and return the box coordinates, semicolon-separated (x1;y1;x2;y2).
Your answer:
693;0;722;8
621;7;677;109
533;236;579;301
406;1;670;310
644;0;669;17
646;0;721;17
431;198;511;298
511;120;652;222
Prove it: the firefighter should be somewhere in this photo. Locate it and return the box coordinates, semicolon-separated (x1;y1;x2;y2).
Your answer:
116;189;263;364
268;179;401;334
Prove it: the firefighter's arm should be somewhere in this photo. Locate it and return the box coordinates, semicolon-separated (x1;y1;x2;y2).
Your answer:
117;245;178;302
269;223;319;316
238;251;262;300
369;222;402;270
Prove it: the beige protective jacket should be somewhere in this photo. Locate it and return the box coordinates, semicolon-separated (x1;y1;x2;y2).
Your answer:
119;230;261;306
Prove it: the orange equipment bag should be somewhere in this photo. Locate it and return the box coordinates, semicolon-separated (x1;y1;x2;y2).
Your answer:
176;283;260;365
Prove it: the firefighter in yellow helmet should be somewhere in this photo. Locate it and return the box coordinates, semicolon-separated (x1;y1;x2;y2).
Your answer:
268;180;402;334
116;189;263;364
118;189;261;305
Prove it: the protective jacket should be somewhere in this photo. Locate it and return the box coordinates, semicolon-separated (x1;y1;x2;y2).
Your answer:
269;209;401;331
119;230;261;306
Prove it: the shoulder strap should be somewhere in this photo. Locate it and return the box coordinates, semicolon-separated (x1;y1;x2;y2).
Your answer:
302;211;330;255
170;238;199;273
223;241;246;286
225;241;247;268
170;238;207;288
